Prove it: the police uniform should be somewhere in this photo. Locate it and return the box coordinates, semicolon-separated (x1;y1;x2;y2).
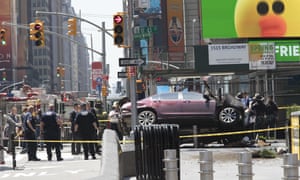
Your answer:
24;106;40;161
75;103;98;160
41;110;63;161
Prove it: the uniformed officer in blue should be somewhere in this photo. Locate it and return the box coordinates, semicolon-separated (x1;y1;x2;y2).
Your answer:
40;104;63;161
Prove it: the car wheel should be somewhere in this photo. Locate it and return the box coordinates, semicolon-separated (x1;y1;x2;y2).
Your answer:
138;110;156;126
218;106;242;128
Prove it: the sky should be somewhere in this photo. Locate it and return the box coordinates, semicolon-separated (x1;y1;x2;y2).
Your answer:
71;0;124;87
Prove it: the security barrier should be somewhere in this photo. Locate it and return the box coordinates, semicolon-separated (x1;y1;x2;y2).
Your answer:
290;111;300;160
134;124;180;180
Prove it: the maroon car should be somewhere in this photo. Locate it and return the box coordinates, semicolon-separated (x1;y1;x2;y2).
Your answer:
120;91;245;130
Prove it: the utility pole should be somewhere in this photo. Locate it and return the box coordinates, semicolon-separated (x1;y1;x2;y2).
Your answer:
102;22;107;112
127;0;138;130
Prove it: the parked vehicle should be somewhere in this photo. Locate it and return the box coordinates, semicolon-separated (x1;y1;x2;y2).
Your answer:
120;91;245;131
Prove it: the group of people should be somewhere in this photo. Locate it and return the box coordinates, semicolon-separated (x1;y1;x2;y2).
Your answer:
5;104;63;161
4;100;102;162
236;92;279;138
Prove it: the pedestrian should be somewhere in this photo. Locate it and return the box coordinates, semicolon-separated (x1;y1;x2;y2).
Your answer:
70;103;81;155
74;103;99;160
24;105;40;161
40;104;63;161
108;101;123;140
265;95;278;138
250;93;267;138
20;106;28;154
4;106;21;153
87;101;101;155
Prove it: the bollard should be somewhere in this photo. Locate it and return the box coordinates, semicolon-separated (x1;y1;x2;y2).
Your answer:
237;152;253;180
282;153;299;180
199;151;214;180
10;134;16;169
193;125;198;148
163;149;179;180
0;110;4;164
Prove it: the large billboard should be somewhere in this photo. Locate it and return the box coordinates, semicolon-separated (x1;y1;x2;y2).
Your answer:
201;0;300;38
166;0;185;61
0;0;12;81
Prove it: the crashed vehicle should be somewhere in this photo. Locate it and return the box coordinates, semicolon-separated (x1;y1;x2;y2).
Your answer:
120;90;246;131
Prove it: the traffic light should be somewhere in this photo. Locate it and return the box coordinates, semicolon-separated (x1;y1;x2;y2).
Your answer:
113;13;124;46
29;20;45;47
61;67;65;77
2;71;6;81
101;86;108;97
68;18;77;36
136;79;145;93
56;67;61;77
0;29;6;46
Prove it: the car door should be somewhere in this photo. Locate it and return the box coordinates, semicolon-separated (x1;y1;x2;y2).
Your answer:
152;92;180;118
181;92;216;116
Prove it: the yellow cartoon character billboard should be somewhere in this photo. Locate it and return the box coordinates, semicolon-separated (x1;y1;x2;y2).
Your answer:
201;0;300;38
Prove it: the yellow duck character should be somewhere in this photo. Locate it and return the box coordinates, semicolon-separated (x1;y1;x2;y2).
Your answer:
235;0;300;38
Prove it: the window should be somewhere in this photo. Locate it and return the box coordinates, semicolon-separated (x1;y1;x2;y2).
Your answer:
182;92;203;100
160;93;178;100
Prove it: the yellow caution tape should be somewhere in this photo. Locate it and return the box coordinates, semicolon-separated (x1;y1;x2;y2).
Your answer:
12;125;299;144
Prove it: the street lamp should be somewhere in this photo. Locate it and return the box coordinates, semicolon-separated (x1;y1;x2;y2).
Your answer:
192;18;196;45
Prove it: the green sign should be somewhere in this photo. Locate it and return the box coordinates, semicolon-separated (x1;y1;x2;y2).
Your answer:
275;41;300;62
134;26;157;39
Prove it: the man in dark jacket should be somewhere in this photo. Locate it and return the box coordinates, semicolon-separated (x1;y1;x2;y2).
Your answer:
70;103;81;154
40;104;63;161
251;94;267;137
265;96;278;138
74;103;99;160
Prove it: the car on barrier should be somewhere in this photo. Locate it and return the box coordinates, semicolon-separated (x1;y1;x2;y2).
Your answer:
120;91;246;132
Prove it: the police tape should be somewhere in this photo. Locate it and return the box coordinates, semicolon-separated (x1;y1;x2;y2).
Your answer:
61;120;110;125
14;139;102;144
12;125;299;144
179;126;293;139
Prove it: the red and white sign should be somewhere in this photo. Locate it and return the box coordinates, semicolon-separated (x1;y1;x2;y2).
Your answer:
91;62;103;90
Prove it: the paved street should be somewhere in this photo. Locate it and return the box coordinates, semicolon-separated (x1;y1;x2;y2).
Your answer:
0;145;102;180
1;141;298;180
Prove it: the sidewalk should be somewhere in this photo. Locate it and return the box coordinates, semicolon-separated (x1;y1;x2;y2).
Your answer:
1;144;102;180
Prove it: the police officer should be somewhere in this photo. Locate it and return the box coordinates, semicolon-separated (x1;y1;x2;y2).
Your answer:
24;105;40;161
251;93;267;138
74;103;98;160
70;103;81;155
40;104;63;161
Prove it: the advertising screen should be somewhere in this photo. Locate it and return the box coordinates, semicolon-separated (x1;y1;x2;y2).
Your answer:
201;0;300;38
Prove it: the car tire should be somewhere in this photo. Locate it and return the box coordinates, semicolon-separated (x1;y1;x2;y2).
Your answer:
138;110;157;126
218;106;243;129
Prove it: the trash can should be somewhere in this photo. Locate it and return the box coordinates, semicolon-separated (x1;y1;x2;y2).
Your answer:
134;124;180;180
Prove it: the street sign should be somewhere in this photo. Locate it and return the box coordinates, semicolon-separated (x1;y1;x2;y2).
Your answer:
118;71;128;78
133;26;157;40
119;58;145;66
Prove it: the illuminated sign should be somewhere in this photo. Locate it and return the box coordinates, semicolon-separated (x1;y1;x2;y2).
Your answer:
201;0;300;38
